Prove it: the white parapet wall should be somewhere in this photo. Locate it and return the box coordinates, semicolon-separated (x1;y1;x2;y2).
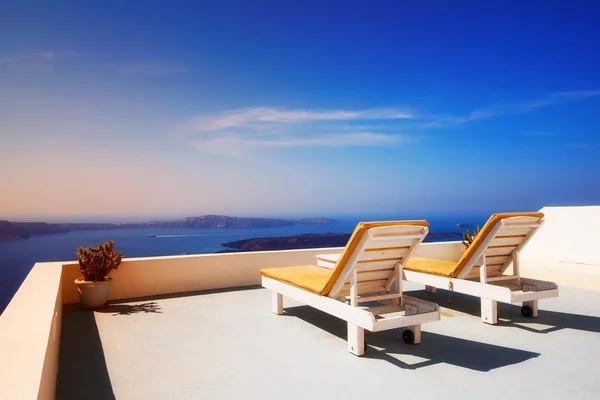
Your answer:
518;206;600;289
2;248;344;400
520;206;600;266
60;247;346;304
0;263;63;400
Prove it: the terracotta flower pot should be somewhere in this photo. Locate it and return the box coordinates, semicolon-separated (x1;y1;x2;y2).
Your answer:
74;278;111;310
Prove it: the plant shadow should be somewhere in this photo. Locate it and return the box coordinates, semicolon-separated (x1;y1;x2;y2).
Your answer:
56;304;116;400
284;305;539;371
407;289;600;334
110;285;261;303
97;301;162;316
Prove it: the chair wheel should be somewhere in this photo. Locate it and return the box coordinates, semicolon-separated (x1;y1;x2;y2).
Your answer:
402;329;415;344
521;305;534;318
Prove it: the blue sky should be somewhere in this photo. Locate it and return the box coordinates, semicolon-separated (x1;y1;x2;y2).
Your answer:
1;1;599;221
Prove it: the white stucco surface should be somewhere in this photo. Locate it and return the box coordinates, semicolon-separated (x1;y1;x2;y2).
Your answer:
521;206;600;266
57;285;600;400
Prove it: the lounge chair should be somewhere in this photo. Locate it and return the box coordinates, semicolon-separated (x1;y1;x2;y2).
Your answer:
318;212;559;325
261;220;440;356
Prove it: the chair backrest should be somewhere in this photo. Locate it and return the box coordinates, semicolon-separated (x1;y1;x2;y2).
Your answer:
321;221;429;298
454;212;545;279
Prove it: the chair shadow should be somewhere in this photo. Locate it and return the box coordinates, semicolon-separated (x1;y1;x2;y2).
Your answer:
56;304;116;400
284;305;539;371
97;301;162;316
408;289;600;334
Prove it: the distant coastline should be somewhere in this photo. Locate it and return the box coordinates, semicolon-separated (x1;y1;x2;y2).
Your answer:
0;216;339;240
218;231;463;253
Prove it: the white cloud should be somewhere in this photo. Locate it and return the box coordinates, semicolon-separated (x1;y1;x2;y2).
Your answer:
0;50;56;65
519;130;556;137
107;61;185;76
416;90;600;128
194;132;406;158
459;90;600;123
567;143;600;149
184;90;600;157
184;107;414;133
555;90;600;98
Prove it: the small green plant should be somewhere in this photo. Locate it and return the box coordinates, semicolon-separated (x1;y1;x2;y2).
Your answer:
462;225;481;249
77;240;122;281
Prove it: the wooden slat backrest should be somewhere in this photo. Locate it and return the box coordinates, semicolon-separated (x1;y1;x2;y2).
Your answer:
327;222;428;298
457;213;544;279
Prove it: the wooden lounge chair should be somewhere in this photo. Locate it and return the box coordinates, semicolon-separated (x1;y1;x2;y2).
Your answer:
403;212;558;324
261;221;440;356
318;213;559;325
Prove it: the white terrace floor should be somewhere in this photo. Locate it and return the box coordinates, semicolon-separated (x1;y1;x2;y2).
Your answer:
56;283;600;400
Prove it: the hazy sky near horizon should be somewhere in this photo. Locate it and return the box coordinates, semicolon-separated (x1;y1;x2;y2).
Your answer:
1;1;600;221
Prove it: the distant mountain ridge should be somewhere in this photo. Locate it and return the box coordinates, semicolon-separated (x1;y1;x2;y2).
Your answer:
0;215;339;240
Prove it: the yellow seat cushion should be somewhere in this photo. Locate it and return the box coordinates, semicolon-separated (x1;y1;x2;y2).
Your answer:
405;257;458;277
262;220;429;296
406;212;545;278
260;265;333;294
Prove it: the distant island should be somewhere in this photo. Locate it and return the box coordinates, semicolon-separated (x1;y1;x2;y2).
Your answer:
0;216;339;240
219;231;463;253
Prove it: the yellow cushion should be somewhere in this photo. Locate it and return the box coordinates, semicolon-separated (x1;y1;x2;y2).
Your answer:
261;220;429;296
405;256;458;277
260;265;333;294
406;212;544;278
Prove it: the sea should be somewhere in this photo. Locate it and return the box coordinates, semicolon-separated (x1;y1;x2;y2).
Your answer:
0;214;487;313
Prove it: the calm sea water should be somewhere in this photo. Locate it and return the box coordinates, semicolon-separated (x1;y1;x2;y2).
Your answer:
0;215;486;313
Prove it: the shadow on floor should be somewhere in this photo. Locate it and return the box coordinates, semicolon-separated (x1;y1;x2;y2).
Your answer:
284;305;540;371
56;304;115;400
97;301;162;316
110;285;262;304
408;289;600;334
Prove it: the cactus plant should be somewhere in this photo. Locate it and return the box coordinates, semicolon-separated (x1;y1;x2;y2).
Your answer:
76;240;122;282
462;225;481;249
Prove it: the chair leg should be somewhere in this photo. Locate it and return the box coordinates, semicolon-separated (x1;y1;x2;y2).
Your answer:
406;324;422;344
272;292;283;315
347;323;365;356
425;285;436;294
481;298;498;324
403;304;423;344
523;300;539;317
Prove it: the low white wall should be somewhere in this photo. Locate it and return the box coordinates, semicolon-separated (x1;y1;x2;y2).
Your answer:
3;248;349;400
520;206;600;266
0;263;63;400
414;241;464;261
515;206;600;289
60;243;468;304
61;247;345;304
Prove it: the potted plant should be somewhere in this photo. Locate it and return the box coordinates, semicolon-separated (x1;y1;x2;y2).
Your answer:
75;240;122;309
462;225;481;248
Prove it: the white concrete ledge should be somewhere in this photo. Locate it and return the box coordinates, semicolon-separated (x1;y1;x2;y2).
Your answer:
414;240;464;261
1;247;345;400
0;263;63;400
60;247;345;304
